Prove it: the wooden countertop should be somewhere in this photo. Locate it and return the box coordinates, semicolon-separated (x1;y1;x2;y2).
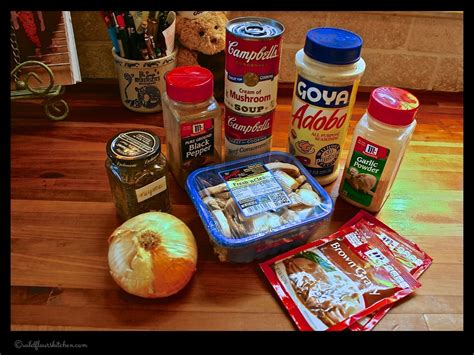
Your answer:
10;80;463;331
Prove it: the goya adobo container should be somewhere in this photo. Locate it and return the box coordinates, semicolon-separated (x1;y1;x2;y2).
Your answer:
186;151;334;262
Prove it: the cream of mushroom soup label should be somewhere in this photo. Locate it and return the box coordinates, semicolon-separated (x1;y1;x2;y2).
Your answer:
224;17;284;161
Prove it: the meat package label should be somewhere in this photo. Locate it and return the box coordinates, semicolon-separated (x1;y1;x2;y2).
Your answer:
220;163;291;218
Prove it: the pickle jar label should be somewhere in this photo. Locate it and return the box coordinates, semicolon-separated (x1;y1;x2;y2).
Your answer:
340;136;390;206
180;119;215;170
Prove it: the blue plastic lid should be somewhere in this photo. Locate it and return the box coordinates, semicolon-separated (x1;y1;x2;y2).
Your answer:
185;151;334;248
304;27;363;65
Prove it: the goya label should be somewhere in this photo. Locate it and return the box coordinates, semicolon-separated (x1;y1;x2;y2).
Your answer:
288;75;359;177
219;162;291;218
340;136;390;207
180;118;214;167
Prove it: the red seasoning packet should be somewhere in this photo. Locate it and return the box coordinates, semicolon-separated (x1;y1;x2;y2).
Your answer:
342;210;433;331
259;225;421;331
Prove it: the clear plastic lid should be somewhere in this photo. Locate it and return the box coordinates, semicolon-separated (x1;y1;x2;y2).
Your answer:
185;151;334;248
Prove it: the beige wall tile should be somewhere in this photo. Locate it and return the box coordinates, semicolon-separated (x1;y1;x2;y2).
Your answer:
71;11;109;42
327;12;412;50
360;50;438;89
76;42;116;78
358;11;463;19
432;57;463;92
279;46;298;82
68;11;463;92
229;11;328;46
408;17;463;54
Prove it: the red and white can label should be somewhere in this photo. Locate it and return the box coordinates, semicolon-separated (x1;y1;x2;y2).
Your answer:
224;108;274;160
224;31;282;116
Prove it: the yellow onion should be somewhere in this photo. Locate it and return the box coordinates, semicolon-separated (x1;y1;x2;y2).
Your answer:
108;212;198;298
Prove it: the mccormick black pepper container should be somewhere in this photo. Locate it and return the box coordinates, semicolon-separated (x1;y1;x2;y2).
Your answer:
105;129;171;220
161;65;222;188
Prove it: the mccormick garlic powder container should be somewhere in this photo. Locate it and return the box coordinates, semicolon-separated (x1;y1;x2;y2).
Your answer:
288;27;366;185
339;87;419;212
224;17;284;161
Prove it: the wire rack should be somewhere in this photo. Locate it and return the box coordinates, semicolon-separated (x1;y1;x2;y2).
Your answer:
10;13;70;121
10;60;69;121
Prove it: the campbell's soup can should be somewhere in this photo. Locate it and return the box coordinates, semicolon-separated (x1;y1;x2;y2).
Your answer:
224;17;284;161
224;107;275;160
225;17;284;115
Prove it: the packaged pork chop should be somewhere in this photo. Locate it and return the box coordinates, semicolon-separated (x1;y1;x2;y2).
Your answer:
260;225;421;331
342;211;433;331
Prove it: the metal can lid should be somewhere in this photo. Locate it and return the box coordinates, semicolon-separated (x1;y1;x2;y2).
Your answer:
106;130;161;168
304;27;363;65
227;17;284;39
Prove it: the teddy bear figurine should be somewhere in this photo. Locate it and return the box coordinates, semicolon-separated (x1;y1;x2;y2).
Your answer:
175;11;228;101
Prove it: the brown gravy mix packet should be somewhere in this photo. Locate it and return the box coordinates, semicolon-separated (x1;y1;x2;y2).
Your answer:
342;210;433;331
260;225;421;331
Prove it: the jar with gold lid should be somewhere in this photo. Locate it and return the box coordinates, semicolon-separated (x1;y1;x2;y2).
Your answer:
105;129;171;220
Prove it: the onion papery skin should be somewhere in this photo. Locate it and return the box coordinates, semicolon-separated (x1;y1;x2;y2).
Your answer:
108;212;198;298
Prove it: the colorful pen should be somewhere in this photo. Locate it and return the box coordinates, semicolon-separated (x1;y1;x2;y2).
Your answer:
102;10;172;60
147;18;158;39
100;11;120;54
116;14;131;60
125;11;139;60
144;33;156;59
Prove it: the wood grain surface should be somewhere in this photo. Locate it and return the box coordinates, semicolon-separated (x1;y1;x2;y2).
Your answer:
10;80;463;331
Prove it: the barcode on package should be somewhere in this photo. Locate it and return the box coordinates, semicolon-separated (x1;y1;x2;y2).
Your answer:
225;169;291;218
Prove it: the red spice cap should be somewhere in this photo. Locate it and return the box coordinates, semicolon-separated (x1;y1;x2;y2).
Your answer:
165;66;214;103
367;87;420;126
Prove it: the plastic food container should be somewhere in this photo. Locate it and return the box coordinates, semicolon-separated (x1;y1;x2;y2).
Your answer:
186;151;334;262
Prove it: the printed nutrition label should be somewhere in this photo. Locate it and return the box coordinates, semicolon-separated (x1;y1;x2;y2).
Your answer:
220;163;291;218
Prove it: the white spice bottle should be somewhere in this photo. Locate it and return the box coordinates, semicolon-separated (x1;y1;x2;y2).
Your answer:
288;27;366;186
339;87;420;212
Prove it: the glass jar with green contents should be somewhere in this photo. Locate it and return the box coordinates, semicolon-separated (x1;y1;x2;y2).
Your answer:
105;130;171;220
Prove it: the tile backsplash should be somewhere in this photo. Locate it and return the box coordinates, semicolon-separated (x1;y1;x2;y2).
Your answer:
72;11;463;92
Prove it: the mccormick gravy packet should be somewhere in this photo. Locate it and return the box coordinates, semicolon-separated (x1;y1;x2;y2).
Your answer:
342;210;433;331
259;225;421;331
